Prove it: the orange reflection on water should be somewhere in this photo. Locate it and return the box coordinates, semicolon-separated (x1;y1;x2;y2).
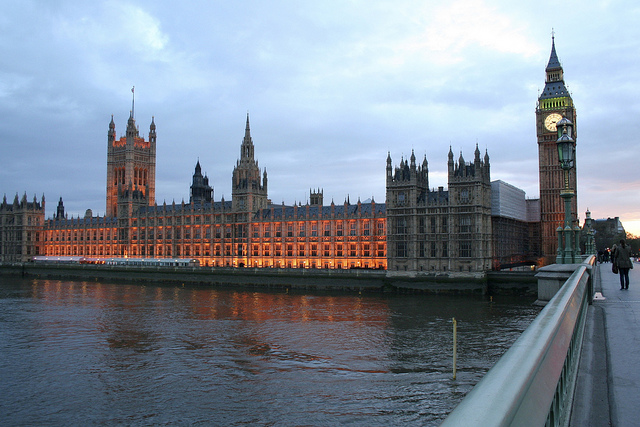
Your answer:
182;287;390;325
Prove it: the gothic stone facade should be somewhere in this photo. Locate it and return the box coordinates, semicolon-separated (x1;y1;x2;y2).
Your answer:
5;112;495;274
39;114;388;270
0;194;45;262
385;146;493;273
106;112;156;218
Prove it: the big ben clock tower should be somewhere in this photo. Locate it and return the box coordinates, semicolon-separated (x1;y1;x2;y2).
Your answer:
536;35;577;263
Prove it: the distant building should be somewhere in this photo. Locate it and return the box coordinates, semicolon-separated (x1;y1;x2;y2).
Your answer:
491;180;526;221
491;181;542;269
592;217;626;250
0;193;45;262
1;108;541;273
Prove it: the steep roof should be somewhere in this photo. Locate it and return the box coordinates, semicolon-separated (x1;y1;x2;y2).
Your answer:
546;37;561;71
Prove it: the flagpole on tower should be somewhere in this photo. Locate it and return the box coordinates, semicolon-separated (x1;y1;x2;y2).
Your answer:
131;86;135;119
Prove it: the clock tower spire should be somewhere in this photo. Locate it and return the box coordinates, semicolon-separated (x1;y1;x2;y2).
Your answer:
536;35;577;264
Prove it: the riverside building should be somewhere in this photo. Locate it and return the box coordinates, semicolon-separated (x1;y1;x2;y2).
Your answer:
4;38;577;271
0;110;501;273
32;114;389;270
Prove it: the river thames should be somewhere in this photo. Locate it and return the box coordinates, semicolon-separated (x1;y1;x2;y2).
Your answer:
0;277;540;425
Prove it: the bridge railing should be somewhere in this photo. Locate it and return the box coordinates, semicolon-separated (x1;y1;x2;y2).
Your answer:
442;255;596;427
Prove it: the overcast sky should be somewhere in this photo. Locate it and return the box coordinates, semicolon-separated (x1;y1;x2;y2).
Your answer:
2;1;640;234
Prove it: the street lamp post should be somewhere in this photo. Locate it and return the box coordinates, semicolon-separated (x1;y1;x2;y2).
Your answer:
584;209;596;255
555;117;579;264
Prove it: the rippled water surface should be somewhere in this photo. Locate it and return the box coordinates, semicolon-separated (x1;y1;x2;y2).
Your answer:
0;277;540;425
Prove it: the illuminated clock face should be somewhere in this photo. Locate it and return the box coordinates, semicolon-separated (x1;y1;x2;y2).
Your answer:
544;113;563;132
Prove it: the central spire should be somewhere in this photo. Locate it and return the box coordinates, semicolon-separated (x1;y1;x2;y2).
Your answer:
244;113;251;139
241;113;254;161
232;113;268;212
126;109;138;139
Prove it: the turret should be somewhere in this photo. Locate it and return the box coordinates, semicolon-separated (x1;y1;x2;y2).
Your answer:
108;115;116;145
447;146;455;175
149;116;156;145
263;168;268;191
310;188;323;206
126;110;138;141
423;155;429;189
56;197;65;220
190;160;213;205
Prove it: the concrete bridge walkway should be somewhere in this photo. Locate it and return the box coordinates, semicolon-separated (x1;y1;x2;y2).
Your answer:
571;260;640;426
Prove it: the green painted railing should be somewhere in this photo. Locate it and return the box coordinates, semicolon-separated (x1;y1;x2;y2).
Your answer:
442;255;595;426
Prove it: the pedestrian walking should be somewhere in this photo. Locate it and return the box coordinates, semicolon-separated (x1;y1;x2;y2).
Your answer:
614;239;633;290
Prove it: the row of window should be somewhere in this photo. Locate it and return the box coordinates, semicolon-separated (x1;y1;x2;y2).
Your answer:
393;191;474;206
540;98;568;110
249;242;385;258
113;167;149;187
47;231;114;242
394;217;450;234
0;215;42;226
47;242;386;259
251;220;385;237
395;241;474;258
44;220;387;242
393;216;481;235
0;231;40;242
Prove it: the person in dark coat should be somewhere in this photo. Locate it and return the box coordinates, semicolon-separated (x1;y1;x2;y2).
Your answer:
615;239;633;290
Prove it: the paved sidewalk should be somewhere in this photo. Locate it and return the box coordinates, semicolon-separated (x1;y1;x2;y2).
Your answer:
571;260;640;427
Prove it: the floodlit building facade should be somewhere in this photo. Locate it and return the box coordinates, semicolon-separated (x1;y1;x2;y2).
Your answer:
36;114;388;270
0;110;505;273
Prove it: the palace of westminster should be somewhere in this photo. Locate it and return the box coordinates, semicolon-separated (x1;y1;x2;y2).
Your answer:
0;38;579;273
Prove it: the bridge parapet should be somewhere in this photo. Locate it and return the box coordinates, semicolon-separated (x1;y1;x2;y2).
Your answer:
442;255;595;426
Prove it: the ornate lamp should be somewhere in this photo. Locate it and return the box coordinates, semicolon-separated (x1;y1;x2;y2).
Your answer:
556;117;575;171
555;117;578;263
